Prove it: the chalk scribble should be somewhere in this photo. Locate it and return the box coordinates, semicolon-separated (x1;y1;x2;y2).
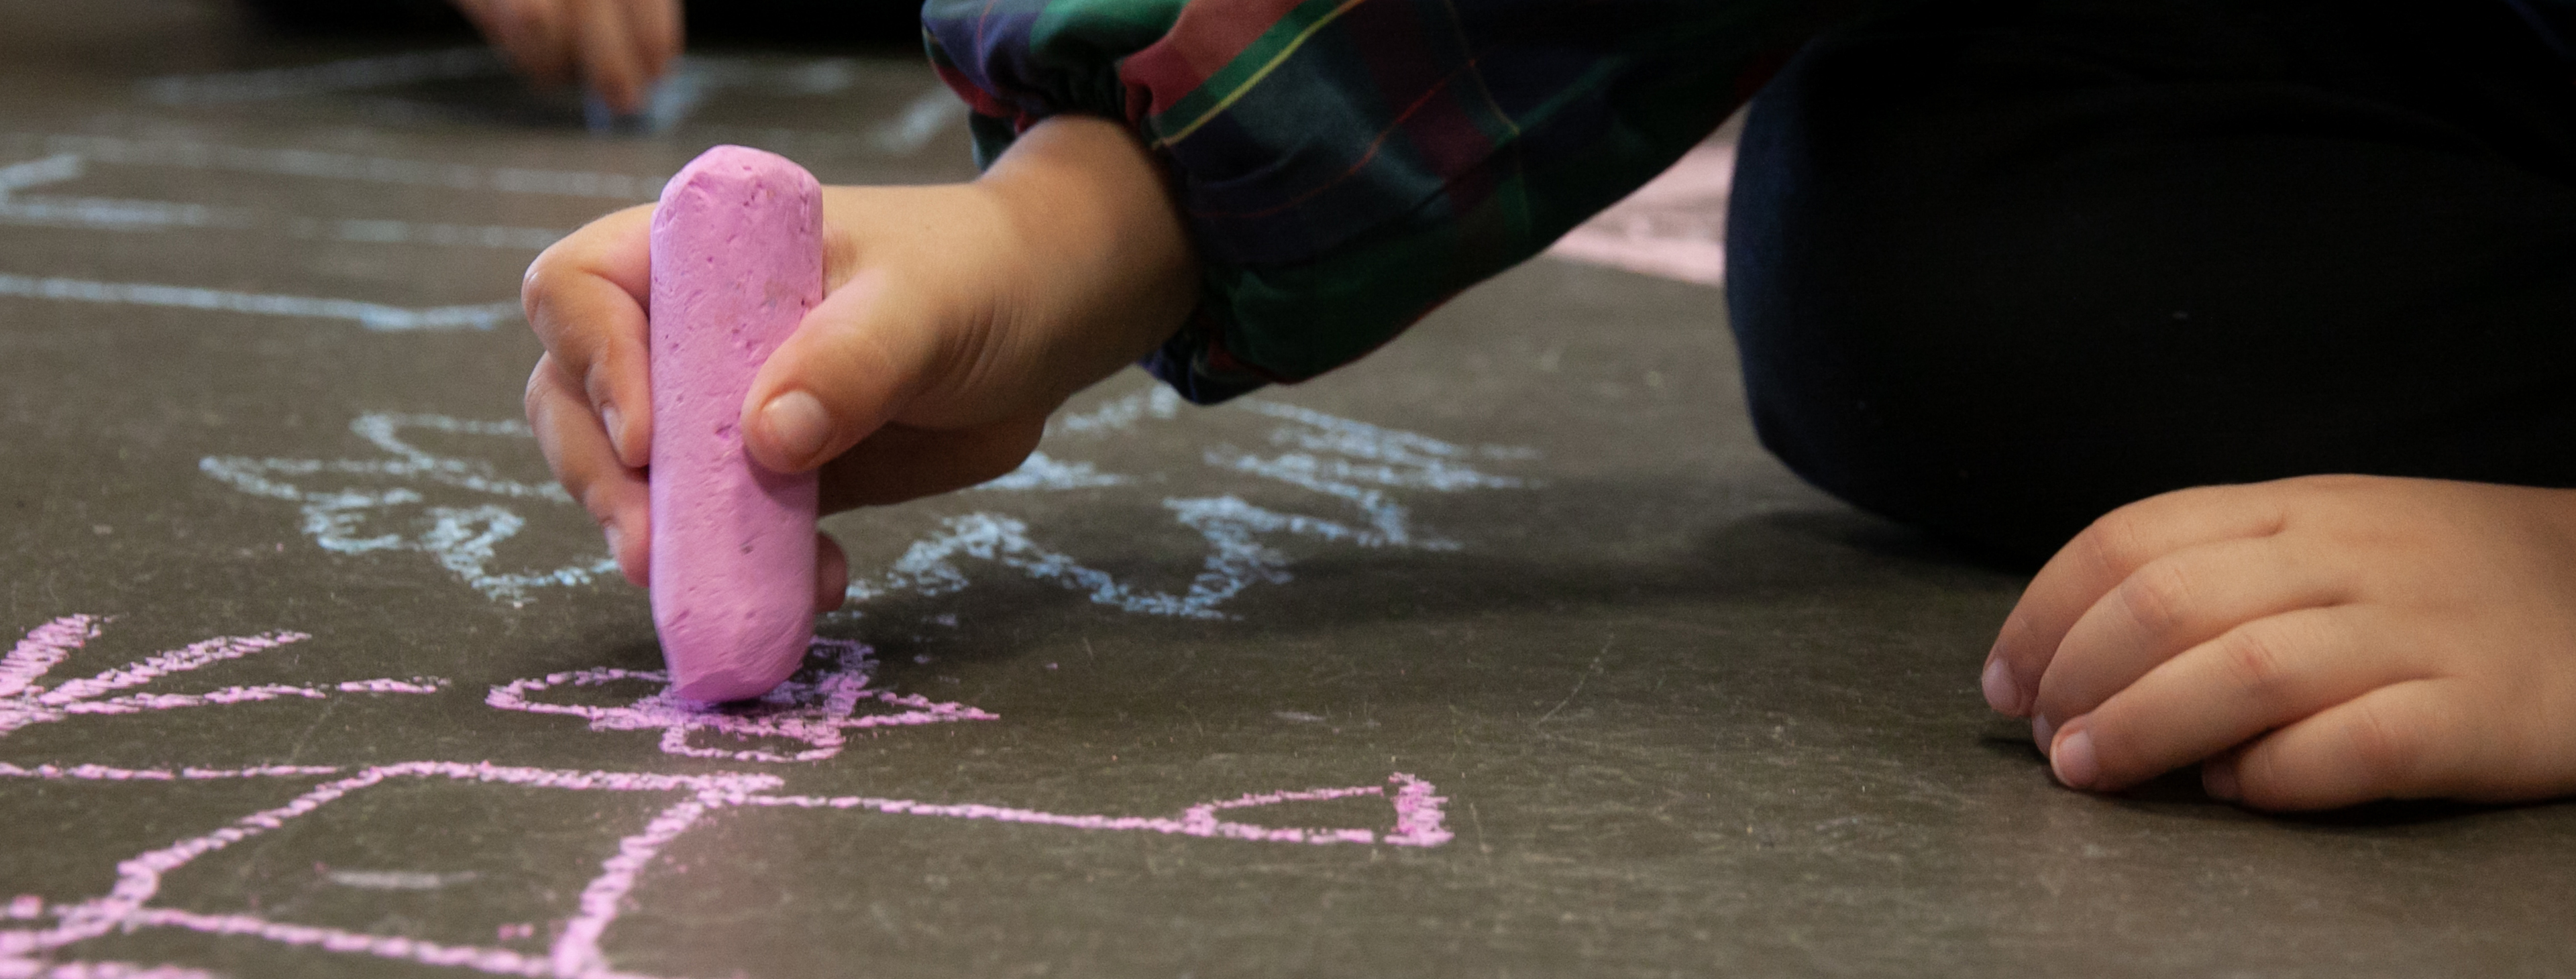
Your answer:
486;638;996;762
200;412;618;605
1;615;444;740
200;396;1534;616
1;756;1448;978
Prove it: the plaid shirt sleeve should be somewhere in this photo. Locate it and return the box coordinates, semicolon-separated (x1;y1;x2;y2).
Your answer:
924;0;1858;403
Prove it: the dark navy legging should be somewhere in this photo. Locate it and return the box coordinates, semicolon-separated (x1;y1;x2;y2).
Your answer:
1726;0;2576;565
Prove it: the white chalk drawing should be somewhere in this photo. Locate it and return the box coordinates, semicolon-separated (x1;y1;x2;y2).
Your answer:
0;146;570;253
323;217;564;250
486;638;997;762
849;500;1332;620
133;46;963;146
1205;400;1534;549
0;152;242;233
863;87;974;154
845;394;1536;616
0;614;1453;978
969;451;1130;492
1047;385;1184;437
138;48;511;105
198;396;1534;614
0;272;520;332
0;150;567;246
7;133;657;200
0;141;556;325
136;48;862;107
200;412;619;605
0;615;444;740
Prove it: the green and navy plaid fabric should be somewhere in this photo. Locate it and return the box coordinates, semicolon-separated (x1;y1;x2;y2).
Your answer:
925;0;1854;402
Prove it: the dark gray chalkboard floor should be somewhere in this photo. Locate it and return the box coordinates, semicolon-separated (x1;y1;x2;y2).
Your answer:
4;3;2573;977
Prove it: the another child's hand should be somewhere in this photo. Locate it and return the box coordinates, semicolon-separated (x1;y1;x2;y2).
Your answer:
1984;475;2576;809
521;117;1199;608
449;0;681;114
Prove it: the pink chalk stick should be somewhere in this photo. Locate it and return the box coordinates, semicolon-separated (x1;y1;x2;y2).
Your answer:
648;145;824;702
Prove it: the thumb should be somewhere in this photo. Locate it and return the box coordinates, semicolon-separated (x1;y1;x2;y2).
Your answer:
740;268;947;473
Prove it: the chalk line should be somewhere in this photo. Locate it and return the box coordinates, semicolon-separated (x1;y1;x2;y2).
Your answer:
734;773;1452;847
487;638;996;764
0;762;343;781
0;273;517;331
0;195;238;233
869;87;971;154
1;148;559;244
202;414;617;604
0;153;189;236
0;614;95;700
323;217;561;250
1;760;1449;978
323;870;478;891
137;50;869;106
0;154;78;193
12;133;658;200
844;399;1536;618
0;616;443;740
972;451;1130;492
137;48;504;105
0;761;780;979
843;503;1303;620
133;50;891;141
1048;386;1181;438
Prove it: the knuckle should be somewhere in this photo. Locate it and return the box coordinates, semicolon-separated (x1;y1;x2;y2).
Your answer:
523;361;551;414
2339;700;2425;787
576;483;622;528
2118;561;2198;638
2214;625;2298;710
2078;510;2155;580
2236;748;2295;810
521;255;568;324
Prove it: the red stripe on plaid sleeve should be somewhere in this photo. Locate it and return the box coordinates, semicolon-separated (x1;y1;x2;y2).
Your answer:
1119;0;1311;115
930;60;1020;120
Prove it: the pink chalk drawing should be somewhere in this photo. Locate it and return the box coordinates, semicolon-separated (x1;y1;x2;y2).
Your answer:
486;638;996;763
0;762;343;781
0;761;1450;978
735;773;1452;848
1;615;445;739
1547;141;1733;286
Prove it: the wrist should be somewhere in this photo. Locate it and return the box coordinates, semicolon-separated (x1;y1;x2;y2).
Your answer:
974;115;1200;389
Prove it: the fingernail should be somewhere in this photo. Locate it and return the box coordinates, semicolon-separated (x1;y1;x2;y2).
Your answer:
600;405;627;460
2203;761;2241;802
2053;726;2099;790
1981;659;2023;715
2031;714;2056;752
758;390;830;465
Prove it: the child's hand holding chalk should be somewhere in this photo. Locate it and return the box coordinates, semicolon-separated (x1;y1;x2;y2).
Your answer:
523;117;1197;693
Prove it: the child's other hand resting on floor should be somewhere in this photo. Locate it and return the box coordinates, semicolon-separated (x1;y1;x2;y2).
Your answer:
519;117;1197;611
1986;475;2576;810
